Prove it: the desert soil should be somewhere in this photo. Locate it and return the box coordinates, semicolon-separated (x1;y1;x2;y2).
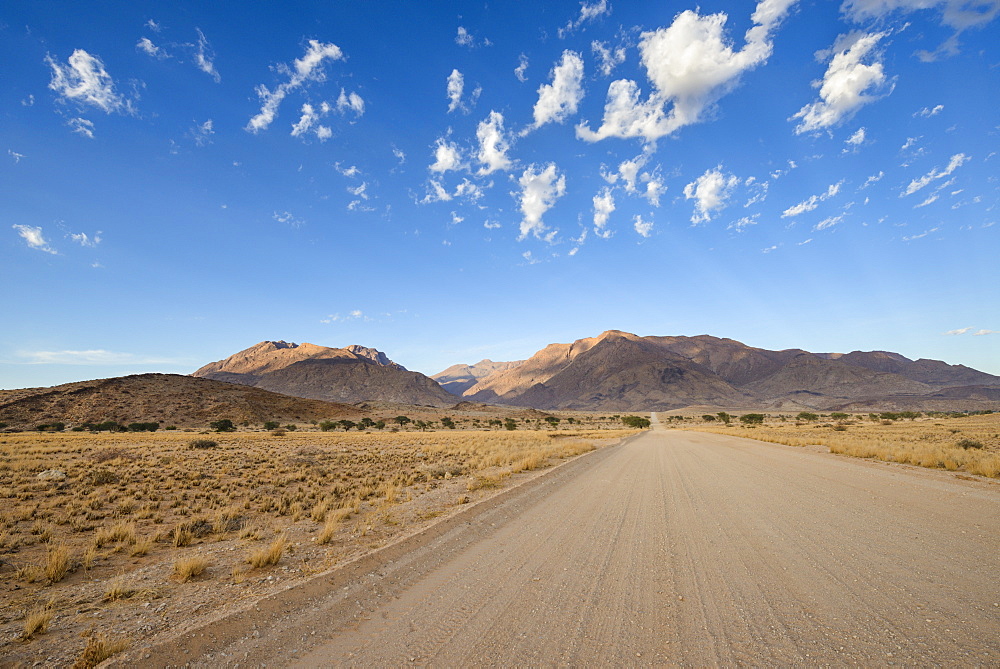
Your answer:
130;421;1000;666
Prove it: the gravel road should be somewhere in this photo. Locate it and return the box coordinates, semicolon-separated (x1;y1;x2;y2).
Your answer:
143;424;1000;666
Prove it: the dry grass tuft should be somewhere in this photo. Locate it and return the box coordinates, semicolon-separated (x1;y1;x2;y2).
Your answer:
247;534;286;568
72;632;129;669
172;556;208;582
316;517;340;545
44;543;72;584
21;604;54;640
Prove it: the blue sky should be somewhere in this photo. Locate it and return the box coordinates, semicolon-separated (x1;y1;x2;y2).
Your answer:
2;0;998;389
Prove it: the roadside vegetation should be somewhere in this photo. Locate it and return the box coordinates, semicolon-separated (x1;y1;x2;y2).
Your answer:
680;410;1000;478
0;427;631;665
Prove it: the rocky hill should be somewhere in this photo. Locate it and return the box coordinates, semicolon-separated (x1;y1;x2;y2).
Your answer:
458;331;1000;411
193;341;455;407
432;359;525;395
0;373;361;429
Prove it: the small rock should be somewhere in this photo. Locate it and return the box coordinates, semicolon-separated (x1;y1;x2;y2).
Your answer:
37;469;67;481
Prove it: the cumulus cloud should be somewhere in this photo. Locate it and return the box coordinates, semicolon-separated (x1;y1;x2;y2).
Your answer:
247;40;344;133
290;103;331;140
592;40;626;76
69;231;101;247
336;88;365;116
335;162;360;177
593;187;616;238
46;49;130;114
194;28;220;82
516;163;566;241
421;180;452;204
476;111;513;175
845;127;867;149
782;180;844;217
514;54;529;82
902;153;969;196
526;51;585;132
683;166;740;224
915;104;944;117
447;69;464;113
791;31;891;134
136;37;168;59
455;178;485;202
13;224;58;254
429;137;465;173
578;0;797;145
559;0;611;37
633;214;654;238
861;171;884;188
456;26;473;46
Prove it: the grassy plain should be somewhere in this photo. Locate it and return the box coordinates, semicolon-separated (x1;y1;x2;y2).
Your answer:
0;427;630;666
680;412;1000;478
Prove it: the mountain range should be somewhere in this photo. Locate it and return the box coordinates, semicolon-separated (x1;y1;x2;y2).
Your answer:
4;333;997;427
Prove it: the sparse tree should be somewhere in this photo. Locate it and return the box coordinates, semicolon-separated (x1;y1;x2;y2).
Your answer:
393;415;411;427
796;412;819;422
716;412;731;425
503;418;517;431
263;421;280;430
739;413;765;425
210;419;235;432
544;416;560;429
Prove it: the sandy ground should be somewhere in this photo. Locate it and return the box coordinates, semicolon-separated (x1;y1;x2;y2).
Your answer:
128;425;1000;666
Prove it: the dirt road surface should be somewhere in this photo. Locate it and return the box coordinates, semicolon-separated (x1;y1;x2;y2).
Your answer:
141;423;1000;666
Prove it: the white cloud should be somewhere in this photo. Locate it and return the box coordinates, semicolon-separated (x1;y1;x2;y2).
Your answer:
8;150;26;163
525;51;585;133
762;244;779;253
421;179;453;204
46;49;129;114
515;54;529;82
782;180;844;217
145;19;162;32
484;220;502;230
729;214;759;231
455;26;490;48
194;28;220;82
68;117;95;138
592;40;626;76
335;162;360;177
21;94;34;107
429;137;465;173
902;153;969;196
476;111;513;175
320;310;368;324
813;214;843;231
136;37;168;59
791;31;890;134
290;103;331;140
247;40;344;133
578;0;797;144
69;231;101;247
522;251;542;265
336;89;365;116
450;211;464;226
861;171;884;188
593;187;616;238
447;69;465;113
633;214;654;238
273;211;303;227
944;326;973;335
684;166;740;224
901;226;939;240
516;163;566;241
973;329;998;336
192;119;214;146
392;147;406;165
455;179;485;202
845;127;867;148
559;0;611;37
915;104;944;117
348;182;369;200
13;224;58;254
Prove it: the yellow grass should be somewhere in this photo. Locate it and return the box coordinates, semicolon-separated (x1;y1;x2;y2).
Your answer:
0;427;628;663
72;633;129;669
682;412;1000;478
172;556;208;582
21;605;53;640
